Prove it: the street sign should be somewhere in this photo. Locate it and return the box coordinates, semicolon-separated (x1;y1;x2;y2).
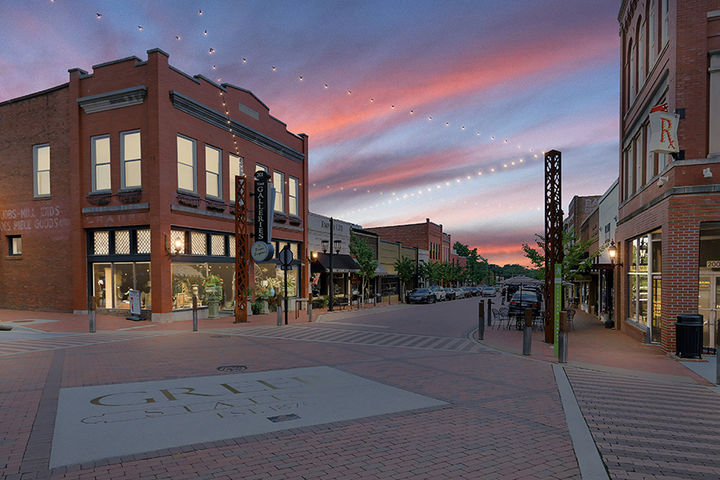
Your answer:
279;245;294;267
251;241;274;263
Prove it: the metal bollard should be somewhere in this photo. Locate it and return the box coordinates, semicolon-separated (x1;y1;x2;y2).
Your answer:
277;302;283;326
558;311;568;363
388;294;391;305
308;301;313;322
522;308;532;355
88;295;96;333
478;301;485;340
487;298;492;326
192;295;198;332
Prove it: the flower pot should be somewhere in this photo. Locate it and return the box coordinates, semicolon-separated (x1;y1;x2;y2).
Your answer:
208;301;220;318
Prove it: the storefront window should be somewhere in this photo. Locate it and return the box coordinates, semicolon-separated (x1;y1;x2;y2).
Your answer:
93;262;151;309
171;262;235;310
627;230;661;341
254;263;298;298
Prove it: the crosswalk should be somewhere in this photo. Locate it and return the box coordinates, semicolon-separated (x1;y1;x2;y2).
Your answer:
566;367;720;479
0;330;182;357
202;325;487;353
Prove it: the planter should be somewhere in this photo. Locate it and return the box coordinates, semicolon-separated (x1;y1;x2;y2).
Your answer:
208;301;220;318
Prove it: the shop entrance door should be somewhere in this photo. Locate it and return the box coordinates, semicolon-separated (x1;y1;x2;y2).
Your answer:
699;275;720;351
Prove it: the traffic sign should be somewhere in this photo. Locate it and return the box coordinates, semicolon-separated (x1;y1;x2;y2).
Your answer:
279;245;294;267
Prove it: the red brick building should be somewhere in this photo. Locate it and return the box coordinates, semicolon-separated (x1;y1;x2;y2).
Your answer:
366;218;450;263
616;1;720;352
0;49;309;321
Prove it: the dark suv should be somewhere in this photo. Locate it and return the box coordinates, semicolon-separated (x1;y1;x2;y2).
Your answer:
508;290;543;323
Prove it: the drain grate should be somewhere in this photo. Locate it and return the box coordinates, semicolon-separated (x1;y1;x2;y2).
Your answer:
217;365;247;373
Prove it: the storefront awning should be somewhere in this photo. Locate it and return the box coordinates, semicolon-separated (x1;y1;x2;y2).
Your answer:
311;253;360;273
375;263;389;276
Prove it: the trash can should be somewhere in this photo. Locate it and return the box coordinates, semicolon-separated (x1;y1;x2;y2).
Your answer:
675;314;704;358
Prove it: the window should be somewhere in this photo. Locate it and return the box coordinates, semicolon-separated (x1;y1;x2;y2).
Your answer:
635;135;643;191
91;135;111;192
648;0;656;66
228;154;244;203
638;19;646;88
273;171;284;212
627;142;635;196
121;131;141;189
661;0;669;48
205;145;222;199
177;135;197;193
255;163;268;174
288;177;298;215
629;40;636;100
33;144;50;197
8;236;21;256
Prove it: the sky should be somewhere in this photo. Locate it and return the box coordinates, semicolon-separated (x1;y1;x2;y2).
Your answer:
0;0;621;266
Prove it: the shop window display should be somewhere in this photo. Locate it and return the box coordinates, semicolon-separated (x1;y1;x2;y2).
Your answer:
171;262;234;310
93;262;151;309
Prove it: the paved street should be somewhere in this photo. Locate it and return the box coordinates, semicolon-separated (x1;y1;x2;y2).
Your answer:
1;297;718;479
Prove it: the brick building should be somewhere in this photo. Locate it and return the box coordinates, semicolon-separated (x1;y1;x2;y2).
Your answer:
366;218;450;263
0;49;309;321
616;1;720;351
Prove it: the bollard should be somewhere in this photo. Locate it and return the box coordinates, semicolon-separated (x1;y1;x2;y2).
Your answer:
192;295;198;332
277;302;283;326
522;308;532;355
308;301;313;322
88;295;96;333
558;310;568;363
388;294;391;305
478;302;485;340
487;298;492;326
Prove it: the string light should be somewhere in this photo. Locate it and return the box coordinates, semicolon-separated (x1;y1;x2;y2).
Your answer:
138;25;143;31
204;30;208;36
272;66;276;71
208;48;215;54
198;9;203;15
176;35;181;40
96;12;102;19
324;83;328;89
242;58;247;63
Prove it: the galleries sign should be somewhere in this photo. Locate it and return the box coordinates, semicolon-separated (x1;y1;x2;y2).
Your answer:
648;104;679;154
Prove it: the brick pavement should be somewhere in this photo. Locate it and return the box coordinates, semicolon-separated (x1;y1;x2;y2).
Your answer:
1;297;719;479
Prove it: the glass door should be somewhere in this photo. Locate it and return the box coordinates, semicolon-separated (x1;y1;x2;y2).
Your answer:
699;276;720;351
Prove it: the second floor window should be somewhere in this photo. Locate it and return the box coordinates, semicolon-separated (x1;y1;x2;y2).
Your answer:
33;144;50;197
288;177;298;215
205;145;221;199
273;171;284;212
92;135;111;192
121;131;142;189
177;135;197;193
229;154;244;203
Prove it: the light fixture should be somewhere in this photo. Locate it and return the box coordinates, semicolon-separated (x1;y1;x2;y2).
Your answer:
333;239;341;254
321;240;329;253
608;240;622;266
311;251;318;260
165;234;183;256
704;167;713;178
657;175;669;187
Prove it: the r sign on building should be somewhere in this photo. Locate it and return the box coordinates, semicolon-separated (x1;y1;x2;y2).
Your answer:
649;110;680;154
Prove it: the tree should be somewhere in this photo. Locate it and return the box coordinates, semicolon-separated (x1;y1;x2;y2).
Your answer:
453;241;492;284
521;231;603;281
394;257;415;302
349;232;378;304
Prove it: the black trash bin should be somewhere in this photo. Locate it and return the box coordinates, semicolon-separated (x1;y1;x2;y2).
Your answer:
675;314;704;358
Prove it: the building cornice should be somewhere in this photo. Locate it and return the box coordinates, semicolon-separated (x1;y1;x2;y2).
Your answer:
618;184;720;226
77;86;147;114
169;90;305;163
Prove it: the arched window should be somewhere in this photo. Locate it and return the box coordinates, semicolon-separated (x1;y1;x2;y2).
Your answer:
648;0;657;66
638;18;646;89
661;0;669;47
629;39;636;101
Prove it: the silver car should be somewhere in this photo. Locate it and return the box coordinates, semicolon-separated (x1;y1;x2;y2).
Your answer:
429;286;446;301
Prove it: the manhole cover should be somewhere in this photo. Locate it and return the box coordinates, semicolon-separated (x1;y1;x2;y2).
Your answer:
217;365;247;373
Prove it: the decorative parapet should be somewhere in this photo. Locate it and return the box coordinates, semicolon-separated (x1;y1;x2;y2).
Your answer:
77;86;147;114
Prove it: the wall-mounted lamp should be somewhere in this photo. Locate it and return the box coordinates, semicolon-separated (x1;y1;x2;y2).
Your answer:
704;167;713;179
608;240;622;267
165;234;183;256
311;251;318;260
657;176;669;187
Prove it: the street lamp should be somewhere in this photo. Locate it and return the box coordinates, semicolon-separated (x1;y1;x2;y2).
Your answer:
322;218;342;311
608;240;622;266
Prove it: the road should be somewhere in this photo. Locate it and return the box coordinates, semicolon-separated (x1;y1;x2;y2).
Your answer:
1;295;719;479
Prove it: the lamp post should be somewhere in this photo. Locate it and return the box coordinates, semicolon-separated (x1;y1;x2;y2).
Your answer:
607;240;621;329
322;217;342;312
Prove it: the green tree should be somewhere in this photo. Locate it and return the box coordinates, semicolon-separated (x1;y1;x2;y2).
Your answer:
349;232;378;304
521;231;603;281
394;256;416;302
453;241;492;284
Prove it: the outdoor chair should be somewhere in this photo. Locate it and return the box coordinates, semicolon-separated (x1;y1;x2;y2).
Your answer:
498;306;511;330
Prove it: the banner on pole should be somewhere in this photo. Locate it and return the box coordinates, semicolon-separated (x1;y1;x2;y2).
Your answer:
554;263;562;357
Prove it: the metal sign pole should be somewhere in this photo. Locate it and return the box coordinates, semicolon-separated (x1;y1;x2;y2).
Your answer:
234;175;249;323
88;295;96;333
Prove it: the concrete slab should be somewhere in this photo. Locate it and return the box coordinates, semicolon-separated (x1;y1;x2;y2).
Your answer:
50;365;446;468
680;357;717;384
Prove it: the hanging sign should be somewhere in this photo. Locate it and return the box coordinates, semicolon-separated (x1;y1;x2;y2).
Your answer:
648;104;679;153
251;171;275;263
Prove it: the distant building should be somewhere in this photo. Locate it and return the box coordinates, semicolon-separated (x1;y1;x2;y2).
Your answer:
365;218;448;263
616;1;720;352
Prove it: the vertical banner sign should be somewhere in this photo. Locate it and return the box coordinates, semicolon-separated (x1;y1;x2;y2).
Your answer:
554;264;562;357
254;171;269;243
234;175;249;323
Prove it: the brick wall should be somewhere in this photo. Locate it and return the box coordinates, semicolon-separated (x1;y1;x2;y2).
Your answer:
0;86;74;310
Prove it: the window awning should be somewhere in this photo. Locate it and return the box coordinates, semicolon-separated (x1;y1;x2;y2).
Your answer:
311;253;360;273
375;263;389;276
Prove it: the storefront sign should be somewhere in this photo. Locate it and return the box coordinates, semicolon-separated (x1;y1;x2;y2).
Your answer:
251;241;274;263
649;107;680;153
128;290;141;316
254;171;270;243
707;260;720;269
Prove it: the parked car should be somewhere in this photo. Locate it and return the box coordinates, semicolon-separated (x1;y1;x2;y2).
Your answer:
445;288;456;300
462;287;474;297
429;286;446;301
469;286;481;296
481;286;496;297
407;288;436;304
453;288;466;299
508;290;543;321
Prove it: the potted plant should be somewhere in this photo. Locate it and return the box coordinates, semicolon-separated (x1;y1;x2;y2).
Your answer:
203;275;223;318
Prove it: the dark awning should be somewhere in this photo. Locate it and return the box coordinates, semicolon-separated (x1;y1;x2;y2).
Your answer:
312;253;360;273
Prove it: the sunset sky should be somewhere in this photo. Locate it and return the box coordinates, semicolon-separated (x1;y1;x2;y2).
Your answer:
0;0;621;266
